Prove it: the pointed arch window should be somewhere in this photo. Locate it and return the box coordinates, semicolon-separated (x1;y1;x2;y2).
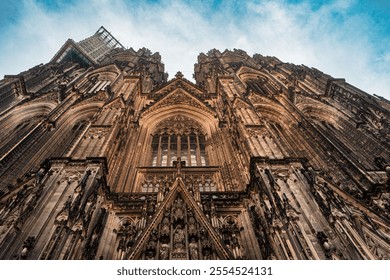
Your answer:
150;116;208;167
151;132;207;167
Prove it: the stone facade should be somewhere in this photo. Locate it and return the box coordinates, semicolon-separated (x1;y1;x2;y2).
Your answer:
0;28;390;260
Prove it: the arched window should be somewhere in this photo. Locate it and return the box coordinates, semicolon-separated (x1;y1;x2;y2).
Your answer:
150;116;208;167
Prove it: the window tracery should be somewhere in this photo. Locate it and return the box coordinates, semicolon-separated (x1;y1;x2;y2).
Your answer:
150;116;208;167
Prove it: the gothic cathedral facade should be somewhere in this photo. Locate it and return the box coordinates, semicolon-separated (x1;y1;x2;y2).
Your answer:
0;27;390;260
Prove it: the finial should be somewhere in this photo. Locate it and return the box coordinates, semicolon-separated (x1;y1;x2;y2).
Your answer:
175;71;184;79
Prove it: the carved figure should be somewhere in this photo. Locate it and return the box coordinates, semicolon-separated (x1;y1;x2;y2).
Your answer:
159;243;169;260
189;238;199;260
173;225;185;252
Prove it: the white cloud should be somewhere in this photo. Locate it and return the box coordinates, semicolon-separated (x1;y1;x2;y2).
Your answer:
0;0;389;99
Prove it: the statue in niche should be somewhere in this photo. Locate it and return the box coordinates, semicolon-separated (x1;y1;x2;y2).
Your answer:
159;243;169;260
220;217;244;258
127;226;137;248
203;251;211;259
231;233;242;259
117;220;137;252
173;225;185;252
147;201;155;216
189;238;199;260
188;216;197;236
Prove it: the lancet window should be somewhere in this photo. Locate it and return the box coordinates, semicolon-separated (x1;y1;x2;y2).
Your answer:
151;116;208;167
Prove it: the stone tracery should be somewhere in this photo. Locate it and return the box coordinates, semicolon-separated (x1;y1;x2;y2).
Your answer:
150;115;208;167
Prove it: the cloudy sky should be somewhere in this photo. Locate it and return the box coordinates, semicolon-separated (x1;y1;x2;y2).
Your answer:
1;0;389;99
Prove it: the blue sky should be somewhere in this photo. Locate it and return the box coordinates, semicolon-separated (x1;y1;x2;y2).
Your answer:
0;0;389;99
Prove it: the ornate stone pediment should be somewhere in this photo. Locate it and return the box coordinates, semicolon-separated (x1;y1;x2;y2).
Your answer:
127;177;233;260
153;74;207;99
143;88;214;115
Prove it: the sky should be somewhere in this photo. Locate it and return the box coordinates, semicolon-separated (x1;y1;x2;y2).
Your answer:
0;0;389;99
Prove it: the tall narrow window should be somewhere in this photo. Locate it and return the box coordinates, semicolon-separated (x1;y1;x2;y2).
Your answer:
181;135;189;164
170;135;177;163
199;134;207;166
160;134;169;166
151;135;159;166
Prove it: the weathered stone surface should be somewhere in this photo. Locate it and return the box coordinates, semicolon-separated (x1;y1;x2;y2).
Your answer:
0;27;389;260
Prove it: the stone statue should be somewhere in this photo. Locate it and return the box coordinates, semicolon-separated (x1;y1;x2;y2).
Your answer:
173;225;185;252
188;216;197;236
159;243;169;260
189;238;199;260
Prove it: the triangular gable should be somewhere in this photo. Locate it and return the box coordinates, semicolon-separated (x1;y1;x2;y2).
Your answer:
153;74;206;99
143;88;214;116
127;177;233;260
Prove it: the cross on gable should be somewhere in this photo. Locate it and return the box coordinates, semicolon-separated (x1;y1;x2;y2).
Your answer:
173;157;186;177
